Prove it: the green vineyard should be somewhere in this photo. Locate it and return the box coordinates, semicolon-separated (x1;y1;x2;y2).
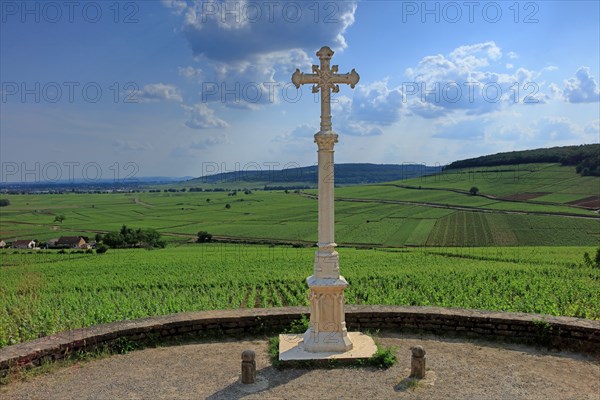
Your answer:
1;245;598;348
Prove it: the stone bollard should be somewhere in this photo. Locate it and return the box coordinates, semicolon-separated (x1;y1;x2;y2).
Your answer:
410;346;426;379
241;350;256;384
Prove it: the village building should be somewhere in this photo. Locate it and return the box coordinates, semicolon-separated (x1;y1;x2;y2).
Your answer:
11;240;36;249
56;236;87;249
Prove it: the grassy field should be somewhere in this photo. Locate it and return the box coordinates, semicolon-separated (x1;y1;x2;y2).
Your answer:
1;244;598;348
401;163;599;199
0;163;598;247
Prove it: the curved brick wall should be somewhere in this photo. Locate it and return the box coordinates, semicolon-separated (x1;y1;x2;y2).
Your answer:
1;306;599;377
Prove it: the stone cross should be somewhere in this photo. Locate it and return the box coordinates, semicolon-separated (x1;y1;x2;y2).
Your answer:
292;46;359;133
291;46;359;353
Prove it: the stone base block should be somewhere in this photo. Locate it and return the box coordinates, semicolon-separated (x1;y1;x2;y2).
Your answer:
278;332;376;361
302;330;352;353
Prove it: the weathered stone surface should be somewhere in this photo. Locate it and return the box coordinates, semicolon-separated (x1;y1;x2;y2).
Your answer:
241;350;256;384
279;332;376;361
410;346;426;379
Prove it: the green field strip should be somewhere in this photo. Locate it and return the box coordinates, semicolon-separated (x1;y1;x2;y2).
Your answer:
381;219;420;247
534;193;595;204
482;201;596;215
485;214;519;246
402;219;435;246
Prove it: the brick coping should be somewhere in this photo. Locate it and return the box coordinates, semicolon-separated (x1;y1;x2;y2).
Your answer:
1;306;599;375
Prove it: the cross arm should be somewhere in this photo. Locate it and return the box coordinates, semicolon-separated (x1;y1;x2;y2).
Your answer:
292;68;320;88
331;68;360;88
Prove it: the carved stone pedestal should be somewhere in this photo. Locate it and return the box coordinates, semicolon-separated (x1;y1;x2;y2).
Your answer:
303;276;352;352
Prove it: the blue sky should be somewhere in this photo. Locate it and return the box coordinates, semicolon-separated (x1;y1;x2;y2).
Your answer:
1;0;599;181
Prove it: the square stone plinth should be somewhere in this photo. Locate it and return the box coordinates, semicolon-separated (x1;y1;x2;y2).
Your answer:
278;332;377;361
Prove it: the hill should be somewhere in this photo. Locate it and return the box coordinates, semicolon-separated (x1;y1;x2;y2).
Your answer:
445;144;600;176
187;163;442;188
329;163;599;246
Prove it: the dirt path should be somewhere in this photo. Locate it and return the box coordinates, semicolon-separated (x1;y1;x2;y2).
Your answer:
2;333;598;400
133;197;155;208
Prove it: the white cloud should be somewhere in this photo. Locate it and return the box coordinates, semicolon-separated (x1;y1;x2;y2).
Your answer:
543;65;558;72
585;119;599;137
449;41;502;68
548;83;562;99
289;123;317;139
403;41;547;118
138;83;183;103
182;103;229;129
407;100;449;119
274;123;317;143
332;95;384;136
535;117;582;140
161;0;187;14
487;116;589;144
201;49;312;107
494;124;534;142
432;118;487;140
562;67;600;103
349;80;404;126
112;140;153;152
190;133;231;149
507;51;518;59
178;66;203;80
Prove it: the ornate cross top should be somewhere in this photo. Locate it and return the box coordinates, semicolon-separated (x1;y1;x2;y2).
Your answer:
292;46;359;133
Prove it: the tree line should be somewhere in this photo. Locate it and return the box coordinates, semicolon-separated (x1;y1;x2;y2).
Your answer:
98;225;166;249
445;144;599;176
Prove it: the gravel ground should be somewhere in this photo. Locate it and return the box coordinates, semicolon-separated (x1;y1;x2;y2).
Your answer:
2;333;599;400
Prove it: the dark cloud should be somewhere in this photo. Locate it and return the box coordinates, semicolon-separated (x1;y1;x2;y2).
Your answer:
164;1;357;107
164;1;356;62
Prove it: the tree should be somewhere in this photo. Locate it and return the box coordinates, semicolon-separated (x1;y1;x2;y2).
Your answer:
0;199;10;207
103;231;125;247
469;186;479;196
96;244;109;254
206;198;211;203
225;203;231;209
103;226;165;248
95;233;104;242
197;231;213;243
54;215;66;223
